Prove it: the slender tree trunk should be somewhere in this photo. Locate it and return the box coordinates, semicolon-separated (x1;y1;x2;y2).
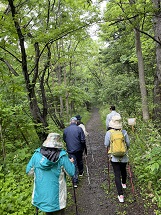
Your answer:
8;0;48;142
134;28;149;120
64;65;69;118
152;0;161;122
127;0;150;120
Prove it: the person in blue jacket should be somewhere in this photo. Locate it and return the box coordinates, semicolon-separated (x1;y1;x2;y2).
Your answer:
63;117;87;188
26;133;75;215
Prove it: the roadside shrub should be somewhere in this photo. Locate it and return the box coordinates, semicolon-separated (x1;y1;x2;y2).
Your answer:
126;119;161;212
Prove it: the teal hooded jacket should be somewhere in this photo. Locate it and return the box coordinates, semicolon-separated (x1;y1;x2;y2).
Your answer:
26;148;75;212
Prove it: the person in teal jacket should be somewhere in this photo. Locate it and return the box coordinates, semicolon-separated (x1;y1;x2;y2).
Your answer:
26;133;75;215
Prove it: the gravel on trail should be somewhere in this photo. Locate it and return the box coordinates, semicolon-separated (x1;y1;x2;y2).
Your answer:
65;108;156;215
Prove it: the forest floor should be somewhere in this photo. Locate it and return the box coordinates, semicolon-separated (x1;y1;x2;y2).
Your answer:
65;108;156;215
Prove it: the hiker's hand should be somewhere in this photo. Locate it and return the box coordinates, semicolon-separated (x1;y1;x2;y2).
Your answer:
69;158;74;163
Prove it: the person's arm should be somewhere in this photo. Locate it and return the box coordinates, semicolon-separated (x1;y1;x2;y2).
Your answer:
79;124;89;137
125;132;130;149
26;154;35;176
104;131;111;148
106;114;110;130
79;127;87;155
122;130;130;149
61;154;75;177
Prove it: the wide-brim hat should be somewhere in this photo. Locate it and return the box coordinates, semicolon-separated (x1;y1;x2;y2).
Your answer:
75;115;82;120
42;133;63;148
109;115;122;129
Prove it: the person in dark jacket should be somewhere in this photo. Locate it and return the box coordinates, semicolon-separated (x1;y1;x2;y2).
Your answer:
63;117;87;188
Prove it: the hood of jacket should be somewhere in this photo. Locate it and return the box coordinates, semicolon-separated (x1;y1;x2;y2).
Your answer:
35;148;66;170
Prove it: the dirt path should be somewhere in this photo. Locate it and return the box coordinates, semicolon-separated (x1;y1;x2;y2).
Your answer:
66;108;156;215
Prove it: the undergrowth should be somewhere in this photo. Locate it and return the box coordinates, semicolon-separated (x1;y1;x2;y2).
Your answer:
0;108;90;215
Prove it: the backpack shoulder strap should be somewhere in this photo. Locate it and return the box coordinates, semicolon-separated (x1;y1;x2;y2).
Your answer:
109;129;115;134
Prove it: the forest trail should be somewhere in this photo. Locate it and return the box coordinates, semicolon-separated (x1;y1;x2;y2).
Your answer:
65;108;155;215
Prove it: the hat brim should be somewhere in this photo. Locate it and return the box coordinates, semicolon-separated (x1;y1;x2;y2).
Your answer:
43;141;63;148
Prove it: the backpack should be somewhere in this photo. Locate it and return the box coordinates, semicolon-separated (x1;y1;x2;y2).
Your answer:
108;129;127;157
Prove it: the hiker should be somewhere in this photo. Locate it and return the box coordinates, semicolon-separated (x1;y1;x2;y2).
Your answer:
106;105;121;130
63;117;87;188
26;133;75;215
104;115;130;203
75;114;89;137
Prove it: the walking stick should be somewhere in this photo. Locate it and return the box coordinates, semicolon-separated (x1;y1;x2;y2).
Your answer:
107;157;110;191
35;207;38;215
107;148;110;191
72;181;79;215
84;154;91;188
87;135;94;162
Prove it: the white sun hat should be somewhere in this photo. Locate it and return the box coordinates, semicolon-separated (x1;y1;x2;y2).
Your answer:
42;133;63;148
109;115;122;129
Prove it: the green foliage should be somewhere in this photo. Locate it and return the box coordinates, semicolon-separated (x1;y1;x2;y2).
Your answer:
0;0;160;213
128;120;161;211
96;71;140;116
0;173;34;215
0;145;36;215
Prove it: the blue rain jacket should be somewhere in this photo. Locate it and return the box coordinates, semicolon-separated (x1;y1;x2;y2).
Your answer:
26;148;75;212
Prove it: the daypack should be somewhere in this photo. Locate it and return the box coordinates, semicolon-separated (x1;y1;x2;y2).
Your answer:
108;129;127;157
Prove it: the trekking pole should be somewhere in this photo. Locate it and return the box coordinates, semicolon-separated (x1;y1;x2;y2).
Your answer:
128;162;136;200
107;148;110;191
35;207;38;215
84;154;91;188
72;180;79;215
87;134;94;162
107;157;110;191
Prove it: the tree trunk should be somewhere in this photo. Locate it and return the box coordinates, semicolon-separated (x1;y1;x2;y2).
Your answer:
152;0;161;122
8;0;48;142
134;28;150;120
127;0;150;120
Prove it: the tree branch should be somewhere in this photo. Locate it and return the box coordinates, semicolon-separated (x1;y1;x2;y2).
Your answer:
105;12;161;45
0;58;19;76
0;46;22;63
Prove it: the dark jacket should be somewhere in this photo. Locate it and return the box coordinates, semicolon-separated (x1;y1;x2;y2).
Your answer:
63;123;86;153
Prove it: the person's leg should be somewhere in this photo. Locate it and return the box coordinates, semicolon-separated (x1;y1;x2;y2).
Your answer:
68;153;78;184
53;209;65;215
111;161;123;195
47;209;65;215
76;151;84;175
120;162;127;184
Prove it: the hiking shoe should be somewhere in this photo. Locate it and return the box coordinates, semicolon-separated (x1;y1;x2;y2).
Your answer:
79;173;84;177
74;183;78;188
118;195;124;203
122;184;126;189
